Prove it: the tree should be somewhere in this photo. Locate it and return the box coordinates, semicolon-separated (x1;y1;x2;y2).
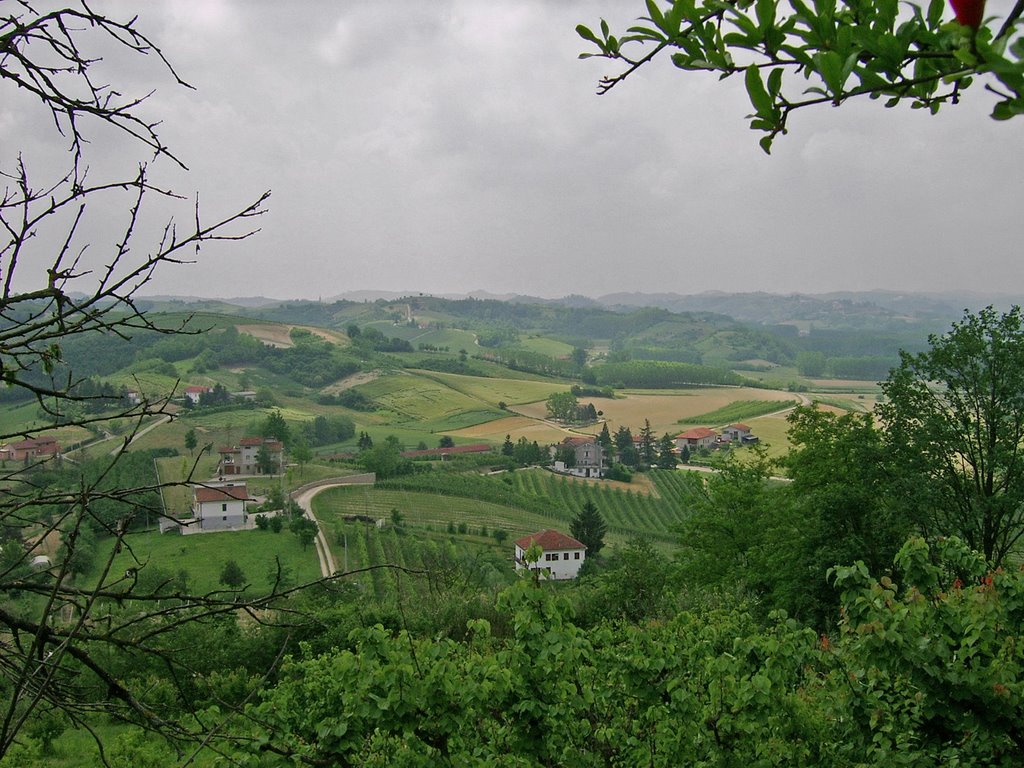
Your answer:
879;306;1024;566
580;1;1024;152
184;428;198;457
637;419;656;467
360;435;413;478
357;431;374;451
570;347;587;368
291;438;313;475
614;425;639;468
502;434;515;456
290;517;319;551
656;432;678;469
546;390;579;422
554;444;577;467
438;435;455;448
219;560;247;589
796;351;827;378
261;409;291;446
570;500;607;557
781;406;912;624
256;443;279;475
0;4;275;757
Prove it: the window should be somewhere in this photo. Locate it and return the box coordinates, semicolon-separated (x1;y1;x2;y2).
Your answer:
574;552;580;560
221;503;228;512
563;552;569;560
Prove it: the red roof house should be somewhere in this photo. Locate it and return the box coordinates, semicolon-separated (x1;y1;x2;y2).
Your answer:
674;427;718;450
514;529;587;580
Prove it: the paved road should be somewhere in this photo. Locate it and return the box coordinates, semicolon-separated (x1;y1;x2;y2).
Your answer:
292;478;375;578
109;414;173;456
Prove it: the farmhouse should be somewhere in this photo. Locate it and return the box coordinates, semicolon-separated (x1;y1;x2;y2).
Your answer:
218;437;285;476
551;436;604;479
514;529;587;580
183;385;212;405
0;436;60;463
188;483;251;532
721;423;758;444
674;427;718;451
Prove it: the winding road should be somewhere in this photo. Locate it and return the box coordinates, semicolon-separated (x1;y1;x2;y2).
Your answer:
291;475;375;578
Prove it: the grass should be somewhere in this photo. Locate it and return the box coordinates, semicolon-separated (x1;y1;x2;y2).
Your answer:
313;485;562;545
97;527;322;596
362;321;478;351
515;336;575;358
413;370;566;406
355;373;505;427
677;398;798;425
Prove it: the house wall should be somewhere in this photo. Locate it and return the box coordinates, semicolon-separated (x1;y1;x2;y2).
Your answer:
514;544;586;580
196;499;247;531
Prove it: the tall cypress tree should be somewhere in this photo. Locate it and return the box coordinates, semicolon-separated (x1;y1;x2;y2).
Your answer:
571;501;607;558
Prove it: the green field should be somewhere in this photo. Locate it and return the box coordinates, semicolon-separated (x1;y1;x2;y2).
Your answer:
314;468;700;554
514;336;576;358
362;321;478;351
98;527;322;596
677;398;798;425
412;370;565;406
354;372;505;430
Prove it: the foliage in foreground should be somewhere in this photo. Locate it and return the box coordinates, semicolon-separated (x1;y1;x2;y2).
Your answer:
241;537;1023;766
581;0;1024;152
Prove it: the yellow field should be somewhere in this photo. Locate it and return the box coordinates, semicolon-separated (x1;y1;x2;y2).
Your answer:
236;323;349;348
450;415;575;444
515;387;799;438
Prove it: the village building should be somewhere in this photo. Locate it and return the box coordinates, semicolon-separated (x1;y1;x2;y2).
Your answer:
551;436;604;479
187;483;251;532
183;385;213;405
0;436;61;463
514;529;587;580
721;423;758;444
674;427;719;452
218;437;285;476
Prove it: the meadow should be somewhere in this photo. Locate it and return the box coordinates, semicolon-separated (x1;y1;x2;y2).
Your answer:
98;527;323;596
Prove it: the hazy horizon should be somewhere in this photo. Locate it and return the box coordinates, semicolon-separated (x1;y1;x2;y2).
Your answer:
7;1;1023;302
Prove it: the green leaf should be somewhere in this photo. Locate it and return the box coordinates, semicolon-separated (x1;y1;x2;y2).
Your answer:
756;0;776;33
745;65;773;115
576;24;602;46
646;0;666;31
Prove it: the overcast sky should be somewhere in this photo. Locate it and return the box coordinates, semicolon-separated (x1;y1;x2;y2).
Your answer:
6;0;1024;301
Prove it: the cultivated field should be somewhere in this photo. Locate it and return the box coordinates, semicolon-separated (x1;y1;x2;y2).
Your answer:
514;387;800;437
413;370;566;406
355;372;504;430
448;415;578;444
235;323;349;348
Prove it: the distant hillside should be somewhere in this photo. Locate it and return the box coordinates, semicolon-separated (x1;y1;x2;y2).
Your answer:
594;290;1023;329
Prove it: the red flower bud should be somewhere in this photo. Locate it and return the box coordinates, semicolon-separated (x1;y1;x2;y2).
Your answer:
950;0;986;28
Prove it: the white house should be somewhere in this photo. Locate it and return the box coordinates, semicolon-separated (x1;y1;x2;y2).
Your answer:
514;529;587;580
217;437;285;476
190;483;251;531
551;436;604;479
721;423;758;444
184;385;212;405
